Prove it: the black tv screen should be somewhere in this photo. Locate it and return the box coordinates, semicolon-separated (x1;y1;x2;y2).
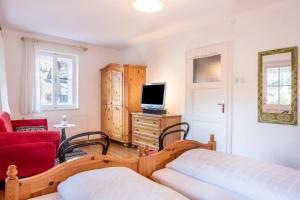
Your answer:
141;84;166;108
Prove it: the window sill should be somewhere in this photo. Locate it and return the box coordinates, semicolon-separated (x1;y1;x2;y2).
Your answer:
41;106;79;112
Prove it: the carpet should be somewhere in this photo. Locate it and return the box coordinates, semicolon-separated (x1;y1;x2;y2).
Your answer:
55;148;87;165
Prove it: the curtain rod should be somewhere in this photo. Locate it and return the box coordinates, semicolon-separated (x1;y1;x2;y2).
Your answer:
21;36;88;51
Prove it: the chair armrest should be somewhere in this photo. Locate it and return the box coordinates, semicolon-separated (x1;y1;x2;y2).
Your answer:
11;119;48;130
0;131;60;150
0;142;56;179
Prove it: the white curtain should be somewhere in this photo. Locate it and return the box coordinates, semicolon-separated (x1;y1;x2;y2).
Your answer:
0;29;11;113
20;39;40;114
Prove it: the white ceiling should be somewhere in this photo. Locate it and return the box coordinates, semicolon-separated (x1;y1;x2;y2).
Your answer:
0;0;282;49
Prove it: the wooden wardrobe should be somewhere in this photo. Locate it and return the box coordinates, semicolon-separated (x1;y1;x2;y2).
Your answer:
101;63;146;145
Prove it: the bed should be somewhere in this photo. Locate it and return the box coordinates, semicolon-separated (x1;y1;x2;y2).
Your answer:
5;135;216;200
7;134;300;200
153;148;300;200
28;167;189;200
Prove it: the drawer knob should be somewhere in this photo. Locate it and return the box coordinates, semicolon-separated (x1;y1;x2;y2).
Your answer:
153;132;156;135
136;139;139;141
153;122;157;124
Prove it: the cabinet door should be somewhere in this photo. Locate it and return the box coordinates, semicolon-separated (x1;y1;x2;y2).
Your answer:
111;70;123;106
111;105;123;139
102;70;111;105
102;105;112;135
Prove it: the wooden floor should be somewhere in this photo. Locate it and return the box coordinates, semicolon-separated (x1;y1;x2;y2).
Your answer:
82;141;139;159
0;141;138;200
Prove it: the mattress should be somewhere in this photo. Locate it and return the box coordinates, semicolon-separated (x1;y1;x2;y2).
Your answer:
29;192;63;200
153;168;248;200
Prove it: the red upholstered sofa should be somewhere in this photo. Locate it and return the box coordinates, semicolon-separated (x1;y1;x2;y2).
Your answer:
0;112;60;180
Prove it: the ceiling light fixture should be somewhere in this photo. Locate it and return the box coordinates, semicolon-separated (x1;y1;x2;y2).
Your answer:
133;0;164;13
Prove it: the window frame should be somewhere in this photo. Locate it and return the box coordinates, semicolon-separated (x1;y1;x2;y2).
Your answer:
38;50;79;111
263;64;292;106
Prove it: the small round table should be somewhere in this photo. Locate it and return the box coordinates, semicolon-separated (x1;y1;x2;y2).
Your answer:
53;123;75;143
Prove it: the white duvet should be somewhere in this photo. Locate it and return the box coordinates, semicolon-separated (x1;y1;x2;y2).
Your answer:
166;149;300;200
57;167;189;200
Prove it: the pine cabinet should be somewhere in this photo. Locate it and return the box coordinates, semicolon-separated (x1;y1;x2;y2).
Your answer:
132;113;182;149
101;64;146;145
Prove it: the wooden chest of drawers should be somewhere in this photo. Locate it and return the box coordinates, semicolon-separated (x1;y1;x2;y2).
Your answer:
131;112;182;149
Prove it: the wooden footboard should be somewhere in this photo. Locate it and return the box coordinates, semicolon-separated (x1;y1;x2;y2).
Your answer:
5;155;138;200
5;135;216;200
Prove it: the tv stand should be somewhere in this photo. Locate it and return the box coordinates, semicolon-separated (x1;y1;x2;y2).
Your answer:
143;109;167;115
132;112;182;150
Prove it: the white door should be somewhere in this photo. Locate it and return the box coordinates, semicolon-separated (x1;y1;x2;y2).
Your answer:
186;42;232;152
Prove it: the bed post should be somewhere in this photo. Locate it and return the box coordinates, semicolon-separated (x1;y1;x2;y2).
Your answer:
209;134;216;150
5;165;19;200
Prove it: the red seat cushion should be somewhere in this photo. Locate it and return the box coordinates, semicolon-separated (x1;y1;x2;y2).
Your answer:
0;112;13;132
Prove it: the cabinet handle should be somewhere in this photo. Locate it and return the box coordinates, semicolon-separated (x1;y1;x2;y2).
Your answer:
115;106;119;111
153;121;157;124
136;129;139;131
153;132;156;135
136;119;140;122
136;139;139;142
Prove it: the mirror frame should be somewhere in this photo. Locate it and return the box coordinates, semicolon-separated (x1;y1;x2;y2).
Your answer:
258;47;298;125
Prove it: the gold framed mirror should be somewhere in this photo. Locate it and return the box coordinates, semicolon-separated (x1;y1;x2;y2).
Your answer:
258;47;298;125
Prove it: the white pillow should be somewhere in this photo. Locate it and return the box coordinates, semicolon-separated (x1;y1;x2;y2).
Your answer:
153;168;248;200
58;167;189;200
29;192;62;200
166;149;300;200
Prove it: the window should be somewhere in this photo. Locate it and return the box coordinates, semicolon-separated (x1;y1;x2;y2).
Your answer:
38;51;78;110
193;55;221;83
265;66;291;105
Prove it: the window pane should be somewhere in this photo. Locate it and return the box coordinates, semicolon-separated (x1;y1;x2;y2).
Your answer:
266;67;279;86
280;66;291;86
39;55;53;106
56;57;73;105
193;55;221;83
266;86;279;104
279;86;291;105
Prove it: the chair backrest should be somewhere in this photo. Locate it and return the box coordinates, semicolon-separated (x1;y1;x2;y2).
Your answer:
58;131;111;163
0;112;13;132
158;122;190;151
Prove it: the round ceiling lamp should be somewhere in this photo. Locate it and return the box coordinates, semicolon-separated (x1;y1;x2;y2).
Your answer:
133;0;164;13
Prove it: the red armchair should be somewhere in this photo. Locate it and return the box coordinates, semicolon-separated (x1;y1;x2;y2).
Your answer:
0;112;60;180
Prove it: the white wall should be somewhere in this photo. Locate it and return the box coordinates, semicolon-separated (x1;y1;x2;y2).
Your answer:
120;0;300;169
3;29;120;137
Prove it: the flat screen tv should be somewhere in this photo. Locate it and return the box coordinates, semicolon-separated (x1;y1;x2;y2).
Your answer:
141;83;166;110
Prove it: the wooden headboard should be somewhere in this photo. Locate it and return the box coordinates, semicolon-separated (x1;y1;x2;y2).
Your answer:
138;135;216;178
5;135;216;200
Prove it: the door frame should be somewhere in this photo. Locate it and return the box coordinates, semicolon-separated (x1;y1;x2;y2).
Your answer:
185;41;233;153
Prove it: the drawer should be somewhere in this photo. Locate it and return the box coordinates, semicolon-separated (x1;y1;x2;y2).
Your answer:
132;134;158;149
133;126;161;138
133;117;161;128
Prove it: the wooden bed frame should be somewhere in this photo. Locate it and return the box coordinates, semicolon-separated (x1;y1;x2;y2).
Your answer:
5;135;216;200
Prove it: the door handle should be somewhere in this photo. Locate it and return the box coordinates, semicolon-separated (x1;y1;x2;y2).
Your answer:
217;103;225;113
